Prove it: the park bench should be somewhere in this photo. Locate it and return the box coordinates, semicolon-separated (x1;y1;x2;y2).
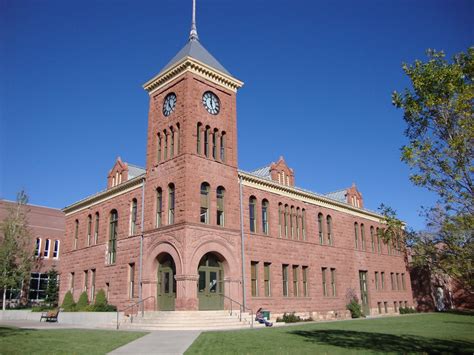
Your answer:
40;309;59;322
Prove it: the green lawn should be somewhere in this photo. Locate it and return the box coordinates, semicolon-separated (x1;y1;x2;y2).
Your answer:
0;327;147;355
186;313;474;354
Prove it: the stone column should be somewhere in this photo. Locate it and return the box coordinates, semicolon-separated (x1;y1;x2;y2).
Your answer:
174;274;199;310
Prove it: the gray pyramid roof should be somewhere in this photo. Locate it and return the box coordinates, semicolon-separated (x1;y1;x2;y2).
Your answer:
159;39;231;76
324;189;348;203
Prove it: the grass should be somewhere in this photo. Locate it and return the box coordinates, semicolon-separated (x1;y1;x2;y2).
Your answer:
186;313;474;354
0;327;148;355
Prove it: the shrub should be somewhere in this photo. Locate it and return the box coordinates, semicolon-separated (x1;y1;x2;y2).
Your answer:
399;307;417;314
76;291;89;311
276;312;301;323
61;291;76;312
94;289;108;307
346;299;363;318
87;289;117;312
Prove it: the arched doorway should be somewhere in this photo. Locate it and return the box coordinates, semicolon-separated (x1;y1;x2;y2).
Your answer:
198;253;224;310
157;254;176;311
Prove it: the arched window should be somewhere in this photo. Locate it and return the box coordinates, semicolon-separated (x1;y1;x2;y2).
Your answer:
157;133;162;163
220;132;226;162
156;188;163;227
370;226;375;252
326;215;333;245
87;214;92;246
249;196;257;233
262;199;269;235
376;227;381;253
290;206;295;239
43;239;50;258
130;198;138;235
278;203;283;237
163;129;168;160
200;182;210;224
354;222;359;249
53;240;60;259
204;126;210;158
212;129;218;159
302;209;306;240
94;212;99;244
170;127;175;158
168;183;175;225
360;223;366;250
295;207;300;240
217;186;225;226
108;210;118;264
318;213;324;245
74;219;79;250
284;204;289;238
196;123;202;154
35;238;41;257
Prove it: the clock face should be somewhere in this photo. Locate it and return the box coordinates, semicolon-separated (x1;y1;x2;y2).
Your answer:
163;93;177;117
202;91;220;115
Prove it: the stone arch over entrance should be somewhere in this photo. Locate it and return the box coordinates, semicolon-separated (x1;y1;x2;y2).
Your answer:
190;240;240;310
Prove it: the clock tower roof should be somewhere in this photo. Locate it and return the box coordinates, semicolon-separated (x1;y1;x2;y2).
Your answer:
158;39;231;77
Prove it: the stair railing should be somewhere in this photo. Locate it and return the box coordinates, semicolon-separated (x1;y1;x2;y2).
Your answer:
219;293;253;328
116;295;156;330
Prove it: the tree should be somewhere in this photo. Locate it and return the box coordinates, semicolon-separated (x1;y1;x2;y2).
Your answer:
61;290;76;311
0;191;34;310
392;47;474;292
45;268;59;307
76;291;89;311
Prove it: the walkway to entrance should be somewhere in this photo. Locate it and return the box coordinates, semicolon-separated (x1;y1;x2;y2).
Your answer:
108;330;201;355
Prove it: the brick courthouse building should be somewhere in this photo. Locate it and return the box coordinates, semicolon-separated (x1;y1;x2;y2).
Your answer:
59;7;413;318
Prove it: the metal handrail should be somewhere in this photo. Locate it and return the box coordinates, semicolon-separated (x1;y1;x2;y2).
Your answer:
219;293;253;328
116;296;156;330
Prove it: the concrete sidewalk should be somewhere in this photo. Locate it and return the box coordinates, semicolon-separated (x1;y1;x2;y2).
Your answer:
108;330;201;355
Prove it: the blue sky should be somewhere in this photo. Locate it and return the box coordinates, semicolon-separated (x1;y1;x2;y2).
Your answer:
1;0;472;230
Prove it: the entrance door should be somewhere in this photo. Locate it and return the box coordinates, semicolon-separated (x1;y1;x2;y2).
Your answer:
158;257;176;311
198;253;224;310
359;271;370;315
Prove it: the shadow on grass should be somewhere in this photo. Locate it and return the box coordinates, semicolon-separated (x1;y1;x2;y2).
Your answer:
290;329;474;354
0;326;36;337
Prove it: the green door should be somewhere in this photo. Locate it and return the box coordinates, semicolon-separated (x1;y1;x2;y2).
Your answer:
359;271;370;315
158;258;176;311
198;254;224;310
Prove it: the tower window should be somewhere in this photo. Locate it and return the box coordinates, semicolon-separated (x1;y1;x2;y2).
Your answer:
200;182;210;224
157;133;162;163
216;186;225;226
212;129;217;160
196;123;202;154
204;126;210;158
168;183;175;225
163;130;168;160
170;127;175;158
220;132;226;162
156;188;163;227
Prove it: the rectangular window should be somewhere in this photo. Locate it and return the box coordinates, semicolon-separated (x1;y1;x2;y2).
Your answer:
129;263;135;299
251;262;258;297
70;272;75;293
375;272;379;291
391;273;395;291
302;266;308;297
384;301;388;313
402;273;406;290
322;267;327;297
282;265;289;297
35;238;41;257
396;273;400;291
53;240;60;259
394;301;398;312
330;268;336;296
381;272;385;290
377;234;381;253
264;263;271;297
377;302;382;314
292;265;299;297
43;239;50;258
90;269;96;301
28;272;49;300
217;188;225;227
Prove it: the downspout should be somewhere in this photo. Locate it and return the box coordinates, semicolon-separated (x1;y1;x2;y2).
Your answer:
139;176;146;315
239;176;246;309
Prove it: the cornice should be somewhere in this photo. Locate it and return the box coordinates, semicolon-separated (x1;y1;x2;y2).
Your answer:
143;56;244;94
63;175;145;216
238;171;384;223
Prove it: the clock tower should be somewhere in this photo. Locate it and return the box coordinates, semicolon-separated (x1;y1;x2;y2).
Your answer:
140;0;244;310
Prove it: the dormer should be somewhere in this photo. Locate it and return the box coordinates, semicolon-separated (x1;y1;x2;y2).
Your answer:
324;183;364;208
249;156;295;187
107;157;146;189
